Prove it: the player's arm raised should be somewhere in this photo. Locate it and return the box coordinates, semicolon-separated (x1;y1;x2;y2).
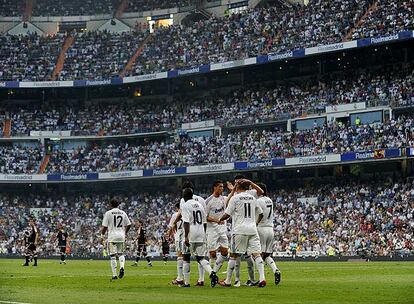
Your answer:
243;179;264;197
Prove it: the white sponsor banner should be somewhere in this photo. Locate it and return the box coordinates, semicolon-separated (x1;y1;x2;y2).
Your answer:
30;130;72;137
297;197;318;205
210;60;245;71
181;120;215;130
187;163;234;173
274;251;319;257
0;174;47;181
98;170;143;179
326;102;366;113
243;57;257;65
19;81;74;88
305;40;357;56
285;154;341;166
123;72;167;83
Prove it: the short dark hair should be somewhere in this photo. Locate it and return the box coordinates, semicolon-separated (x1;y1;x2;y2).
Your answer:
182;180;194;190
182;187;193;201
238;180;250;191
213;180;223;188
110;198;120;208
257;182;267;196
234;174;245;181
175;202;180;209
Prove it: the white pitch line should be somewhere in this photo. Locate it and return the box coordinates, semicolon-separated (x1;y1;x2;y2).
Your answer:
0;301;32;304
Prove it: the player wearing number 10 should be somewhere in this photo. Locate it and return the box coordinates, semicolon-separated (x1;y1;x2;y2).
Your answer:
101;199;132;280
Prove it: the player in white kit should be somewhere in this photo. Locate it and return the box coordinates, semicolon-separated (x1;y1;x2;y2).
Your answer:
173;180;207;286
205;180;229;273
181;188;219;287
168;203;185;285
101;199;132;280
256;182;281;285
219;180;267;287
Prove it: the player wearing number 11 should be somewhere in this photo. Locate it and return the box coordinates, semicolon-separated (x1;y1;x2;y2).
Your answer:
101;199;132;280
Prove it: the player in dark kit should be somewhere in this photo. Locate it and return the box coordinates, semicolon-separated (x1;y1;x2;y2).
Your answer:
23;218;39;266
131;220;153;267
161;234;170;264
56;225;70;264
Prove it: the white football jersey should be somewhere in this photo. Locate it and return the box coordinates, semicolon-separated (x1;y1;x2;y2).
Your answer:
181;199;207;243
205;195;227;233
225;191;263;235
256;196;274;228
102;208;131;242
180;194;206;211
168;211;183;240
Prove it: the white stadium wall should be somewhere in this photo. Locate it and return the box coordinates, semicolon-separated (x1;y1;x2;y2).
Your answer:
8;22;44;35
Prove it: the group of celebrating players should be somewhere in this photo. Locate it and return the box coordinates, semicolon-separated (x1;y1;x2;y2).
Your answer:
165;175;281;288
22;174;282;288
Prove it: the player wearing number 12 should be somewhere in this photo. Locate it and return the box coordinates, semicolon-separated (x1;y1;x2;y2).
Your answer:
101;199;132;280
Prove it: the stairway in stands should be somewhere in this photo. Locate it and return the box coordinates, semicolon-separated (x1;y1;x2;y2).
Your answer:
23;0;33;22
120;33;153;78
115;0;129;19
51;35;75;81
38;154;50;174
3;119;11;138
344;0;379;41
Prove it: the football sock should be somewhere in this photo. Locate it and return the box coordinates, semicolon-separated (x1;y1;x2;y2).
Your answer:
254;256;265;282
213;254;226;273
199;259;213;275
235;257;241;282
110;257;117;276
198;262;205;282
163;256;168;262
146;256;152;265
177;257;184;280
135;256;140;263
183;262;190;285
119;255;125;269
246;256;255;281
265;256;277;273
225;259;236;284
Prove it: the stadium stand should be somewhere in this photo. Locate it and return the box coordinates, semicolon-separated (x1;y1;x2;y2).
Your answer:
0;179;412;257
0;0;412;80
59;31;147;81
0;33;65;81
37;114;414;173
4;65;413;136
351;0;414;40
0;145;43;174
0;0;25;16
32;0;121;17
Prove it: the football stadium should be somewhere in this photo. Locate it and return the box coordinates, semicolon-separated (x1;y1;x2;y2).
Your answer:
0;0;413;303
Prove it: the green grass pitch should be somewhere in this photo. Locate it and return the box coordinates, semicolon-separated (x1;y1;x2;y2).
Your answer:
0;259;413;304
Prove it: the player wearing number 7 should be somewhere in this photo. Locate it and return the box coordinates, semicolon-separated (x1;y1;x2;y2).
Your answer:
101;198;132;280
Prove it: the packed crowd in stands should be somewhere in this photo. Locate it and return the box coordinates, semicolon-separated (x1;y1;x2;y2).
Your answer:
0;33;64;81
4;65;414;136
43;114;414;173
60;31;146;80
124;0;196;13
0;145;42;174
0;179;412;257
351;0;414;40
1;0;412;81
0;0;24;16
32;0;121;17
